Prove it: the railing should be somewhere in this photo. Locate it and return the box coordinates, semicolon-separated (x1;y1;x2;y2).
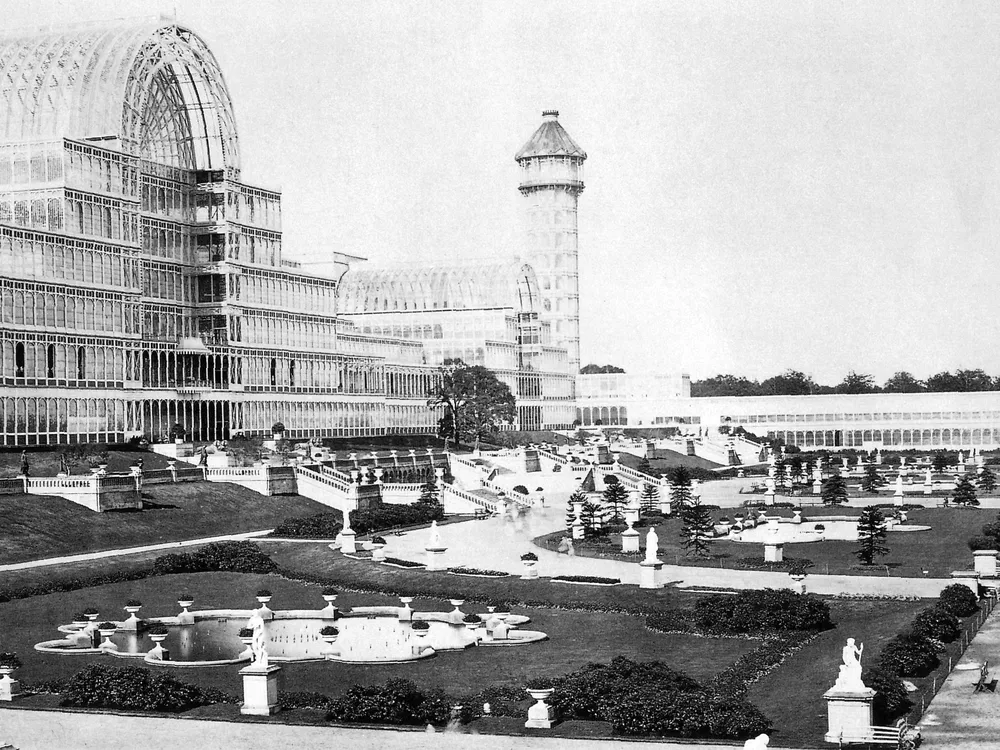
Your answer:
27;476;94;489
0;477;24;494
441;482;497;513
381;483;423;492
448;454;483;471
481;478;531;508
318;463;355;484
205;466;265;478
296;465;350;493
536;447;568;465
611;462;659;486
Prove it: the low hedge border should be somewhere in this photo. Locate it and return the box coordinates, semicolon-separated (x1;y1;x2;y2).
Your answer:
448;567;510;578
550;575;621;586
381;558;425;569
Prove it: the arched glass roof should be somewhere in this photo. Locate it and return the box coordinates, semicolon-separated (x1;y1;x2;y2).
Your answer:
339;259;541;314
0;19;239;172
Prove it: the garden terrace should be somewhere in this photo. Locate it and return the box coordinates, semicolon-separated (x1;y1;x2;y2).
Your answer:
0;483;326;565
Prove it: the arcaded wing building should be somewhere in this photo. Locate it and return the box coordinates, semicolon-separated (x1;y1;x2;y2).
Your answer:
0;19;441;445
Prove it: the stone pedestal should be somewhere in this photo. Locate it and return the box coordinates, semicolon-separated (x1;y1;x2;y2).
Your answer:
525;690;556;729
823;687;876;744
425;547;448;571
521;561;539;580
764;543;784;563
813;479;821;495
621;527;640;554
372;545;386;562
764;490;775;506
974;550;998;578
639;559;663;589
0;673;22;701
339;528;357;554
571;520;585;540
951;570;981;599
240;663;282;716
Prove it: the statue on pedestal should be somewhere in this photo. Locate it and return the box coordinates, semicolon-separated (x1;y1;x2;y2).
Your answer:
246;612;269;668
20;450;29;477
833;638;866;691
644;527;659;564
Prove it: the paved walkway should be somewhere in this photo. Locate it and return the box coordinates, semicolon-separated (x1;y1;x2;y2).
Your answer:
384;505;950;597
919;604;1000;748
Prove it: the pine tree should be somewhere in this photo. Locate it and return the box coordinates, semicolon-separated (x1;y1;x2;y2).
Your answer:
861;463;886;494
980;467;997;494
932;452;949;473
680;501;714;557
637;455;652;475
602;481;629;523
668;466;693;510
418;479;440;507
821;474;849;505
580;499;602;537
789;455;804;483
856;506;890;565
774;458;788;487
566;489;587;532
640;481;660;512
954;475;980;506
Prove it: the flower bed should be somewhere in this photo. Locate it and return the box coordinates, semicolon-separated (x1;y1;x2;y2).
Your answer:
448;566;510;578
381;557;425;569
550;575;621;586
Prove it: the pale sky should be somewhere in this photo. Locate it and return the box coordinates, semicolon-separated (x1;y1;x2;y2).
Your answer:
7;1;1000;385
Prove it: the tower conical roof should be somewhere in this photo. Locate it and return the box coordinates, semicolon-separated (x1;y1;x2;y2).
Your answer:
515;110;586;161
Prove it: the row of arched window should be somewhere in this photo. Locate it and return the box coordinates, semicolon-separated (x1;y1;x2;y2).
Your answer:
0;230;137;288
0;340;123;382
0;285;138;334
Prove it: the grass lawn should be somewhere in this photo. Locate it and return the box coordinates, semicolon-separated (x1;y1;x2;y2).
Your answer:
0;449;194;478
4;571;756;701
0;483;327;565
537;506;996;578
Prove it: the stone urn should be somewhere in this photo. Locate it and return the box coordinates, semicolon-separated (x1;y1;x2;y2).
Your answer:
372;540;387;562
525;687;556;729
320;627;340;659
0;661;22;701
520;556;539;580
177;597;195;625
150;632;169;645
97;623;118;651
792;510;802;525
256;594;272;605
449;599;465;618
322;593;338;606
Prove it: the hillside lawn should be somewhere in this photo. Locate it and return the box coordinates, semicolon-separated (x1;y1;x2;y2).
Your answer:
536;505;996;578
0;483;327;565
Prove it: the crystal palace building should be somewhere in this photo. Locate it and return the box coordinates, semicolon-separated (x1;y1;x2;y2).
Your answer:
0;18;579;446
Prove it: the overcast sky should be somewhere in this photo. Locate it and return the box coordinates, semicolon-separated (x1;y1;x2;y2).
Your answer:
7;1;1000;385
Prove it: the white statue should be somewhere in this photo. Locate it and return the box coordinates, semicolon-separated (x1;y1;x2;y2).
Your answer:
644;527;659;563
743;735;770;749
428;520;441;548
833;638;866;691
246;612;268;668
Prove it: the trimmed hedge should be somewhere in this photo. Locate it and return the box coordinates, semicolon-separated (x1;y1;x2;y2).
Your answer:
551;575;621;585
691;589;832;635
449;566;510;578
937;584;979;617
62;664;233;712
878;633;940;678
271;513;343;539
327;679;452;726
349;504;444;535
152;541;277;576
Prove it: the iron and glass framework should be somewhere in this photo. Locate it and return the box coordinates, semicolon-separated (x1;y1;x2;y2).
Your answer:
0;18;440;445
339;260;576;430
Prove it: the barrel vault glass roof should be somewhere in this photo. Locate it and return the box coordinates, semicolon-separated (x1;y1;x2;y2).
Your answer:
0;19;239;171
339;259;541;314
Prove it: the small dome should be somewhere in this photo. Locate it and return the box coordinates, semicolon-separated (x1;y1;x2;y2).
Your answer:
515;110;586;162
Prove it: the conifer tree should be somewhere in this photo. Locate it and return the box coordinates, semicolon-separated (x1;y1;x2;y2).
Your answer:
861;462;886;494
418;479;440;507
932;452;949;473
602;479;629;523
640;481;660;512
580;498;601;536
637;455;652;475
774;459;788;487
954;475;980;506
821;473;849;505
979;467;997;494
680;501;714;557
856;506;889;565
668;466;693;510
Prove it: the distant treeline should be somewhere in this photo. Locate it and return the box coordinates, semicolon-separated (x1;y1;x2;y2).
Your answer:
692;369;1000;398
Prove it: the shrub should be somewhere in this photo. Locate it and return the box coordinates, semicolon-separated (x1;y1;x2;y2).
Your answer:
97;622;116;631
911;607;960;643
937;584;979;617
256;589;272;598
177;593;193;602
271;513;343;539
520;552;538;562
692;589;832;635
863;665;911;724
146;624;168;636
125;599;142;608
0;652;21;669
411;621;430;631
462;614;482;624
61;664;223;712
348;504;444;535
878;633;940;677
279;691;332;711
449;566;510;577
319;626;339;637
82;607;99;615
151;541;277;576
372;536;387;545
72;613;88;623
513;485;529;494
327;679;451;726
383;557;424;568
238;628;254;638
321;587;338;596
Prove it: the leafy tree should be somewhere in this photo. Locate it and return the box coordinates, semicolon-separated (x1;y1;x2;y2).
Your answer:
980;467;997;494
932;452;950;473
953;475;980;506
759;369;816;396
667;466;693;510
883;371;924;393
680;501;714;557
640;482;660;512
861;462;886;494
575;428;588;446
836;371;879;394
427;359;516;451
690;374;761;398
926;368;996;393
821;474;849;505
579;364;626;374
602;480;629;523
856;507;889;565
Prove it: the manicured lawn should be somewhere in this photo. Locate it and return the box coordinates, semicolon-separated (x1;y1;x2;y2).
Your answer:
537;506;996;577
4;571;756;700
0;483;328;565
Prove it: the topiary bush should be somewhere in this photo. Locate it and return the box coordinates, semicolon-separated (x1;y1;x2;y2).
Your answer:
326;679;451;726
878;633;940;677
911;606;960;643
937;584;979;617
692;589;832;635
61;664;231;712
